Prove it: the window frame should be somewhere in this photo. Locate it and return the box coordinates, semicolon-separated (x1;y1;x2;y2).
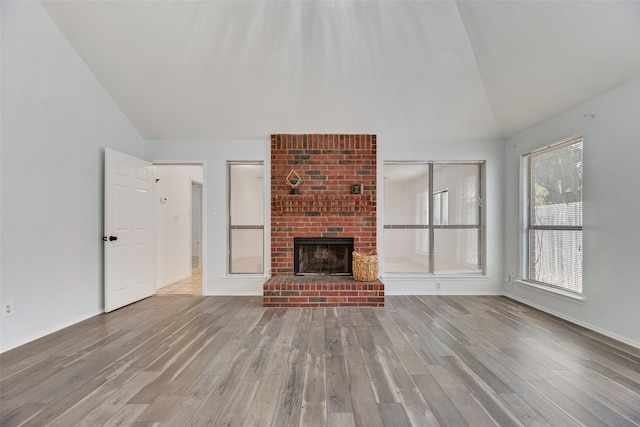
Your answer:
227;161;265;275
521;135;583;294
383;161;486;276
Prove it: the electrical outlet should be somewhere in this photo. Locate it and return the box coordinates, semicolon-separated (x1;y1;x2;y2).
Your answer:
436;282;441;290
3;301;14;317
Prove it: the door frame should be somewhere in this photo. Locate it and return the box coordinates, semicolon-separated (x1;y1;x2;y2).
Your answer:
153;160;206;295
191;180;204;269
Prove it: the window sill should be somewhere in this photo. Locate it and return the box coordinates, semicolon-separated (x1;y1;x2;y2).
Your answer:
514;280;585;304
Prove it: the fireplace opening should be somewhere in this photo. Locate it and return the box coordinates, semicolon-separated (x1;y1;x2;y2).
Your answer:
294;237;354;276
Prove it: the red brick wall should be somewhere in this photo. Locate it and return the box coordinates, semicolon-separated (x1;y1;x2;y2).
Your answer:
271;134;377;276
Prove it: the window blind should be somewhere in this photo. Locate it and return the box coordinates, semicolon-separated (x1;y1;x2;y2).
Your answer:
526;136;583;293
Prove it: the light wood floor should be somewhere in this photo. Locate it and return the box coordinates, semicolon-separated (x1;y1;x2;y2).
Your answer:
156;268;202;296
2;295;640;426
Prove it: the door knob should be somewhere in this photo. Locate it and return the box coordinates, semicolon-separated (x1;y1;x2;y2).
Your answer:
109;236;118;241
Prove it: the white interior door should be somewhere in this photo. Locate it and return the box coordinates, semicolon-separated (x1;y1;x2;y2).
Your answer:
104;148;155;312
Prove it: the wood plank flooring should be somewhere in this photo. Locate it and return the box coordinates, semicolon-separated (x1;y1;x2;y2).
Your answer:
2;295;640;426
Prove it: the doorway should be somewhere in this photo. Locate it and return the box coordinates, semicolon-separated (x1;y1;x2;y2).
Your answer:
154;163;205;295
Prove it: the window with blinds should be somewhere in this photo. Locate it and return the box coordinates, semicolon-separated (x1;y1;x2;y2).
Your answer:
523;136;583;293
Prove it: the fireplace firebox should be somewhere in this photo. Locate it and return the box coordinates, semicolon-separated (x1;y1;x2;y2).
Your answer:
294;237;354;276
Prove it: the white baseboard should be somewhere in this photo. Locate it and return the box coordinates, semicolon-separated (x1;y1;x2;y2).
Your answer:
385;291;503;296
505;294;640;351
0;309;103;354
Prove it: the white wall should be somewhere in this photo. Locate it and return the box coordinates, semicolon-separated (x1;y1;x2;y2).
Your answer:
0;2;145;351
378;137;505;295
144;140;270;295
504;77;640;348
154;164;203;287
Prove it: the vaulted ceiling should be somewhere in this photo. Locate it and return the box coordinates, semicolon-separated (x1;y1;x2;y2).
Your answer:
42;0;640;141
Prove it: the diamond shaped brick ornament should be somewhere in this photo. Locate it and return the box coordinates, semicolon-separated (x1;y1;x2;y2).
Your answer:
286;170;303;190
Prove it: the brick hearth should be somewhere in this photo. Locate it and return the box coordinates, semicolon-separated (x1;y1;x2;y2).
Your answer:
263;276;384;308
267;134;384;307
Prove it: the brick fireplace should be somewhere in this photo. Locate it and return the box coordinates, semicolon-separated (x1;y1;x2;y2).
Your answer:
294;237;354;276
263;134;384;307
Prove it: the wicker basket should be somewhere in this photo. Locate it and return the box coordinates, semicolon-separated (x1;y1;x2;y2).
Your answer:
352;250;378;282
